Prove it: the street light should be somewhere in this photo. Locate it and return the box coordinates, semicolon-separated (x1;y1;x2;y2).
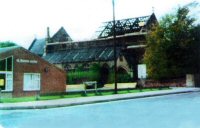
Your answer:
112;0;117;94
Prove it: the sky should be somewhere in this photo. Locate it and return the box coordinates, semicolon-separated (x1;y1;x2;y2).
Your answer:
0;0;199;48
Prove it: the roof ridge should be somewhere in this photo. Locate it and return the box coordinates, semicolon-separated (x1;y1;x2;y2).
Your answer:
0;45;20;49
102;14;152;23
0;46;21;54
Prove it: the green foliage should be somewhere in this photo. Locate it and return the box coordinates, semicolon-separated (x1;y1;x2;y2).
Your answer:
67;63;133;84
107;70;132;83
0;41;16;48
0;88;169;103
67;63;101;84
144;6;199;80
67;70;100;84
106;71;114;83
117;73;132;83
90;63;101;72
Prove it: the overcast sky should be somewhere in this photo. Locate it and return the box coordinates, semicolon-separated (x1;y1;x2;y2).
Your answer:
0;0;199;48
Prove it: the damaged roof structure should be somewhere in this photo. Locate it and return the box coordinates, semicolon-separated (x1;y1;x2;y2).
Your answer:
96;14;154;38
29;13;157;79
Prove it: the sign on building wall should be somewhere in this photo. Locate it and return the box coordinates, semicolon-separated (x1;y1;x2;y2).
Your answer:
138;64;147;79
16;59;38;64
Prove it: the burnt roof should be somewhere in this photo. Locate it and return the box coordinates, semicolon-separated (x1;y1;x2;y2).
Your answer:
96;13;156;38
28;38;46;56
29;14;157;60
43;47;121;64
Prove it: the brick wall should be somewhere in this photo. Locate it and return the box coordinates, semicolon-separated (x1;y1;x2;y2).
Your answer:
0;47;66;97
144;78;186;88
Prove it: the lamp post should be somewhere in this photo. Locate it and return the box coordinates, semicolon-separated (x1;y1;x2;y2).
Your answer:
112;0;117;94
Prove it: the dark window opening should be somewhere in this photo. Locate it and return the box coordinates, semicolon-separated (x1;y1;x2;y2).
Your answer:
0;59;6;71
119;55;123;62
0;57;13;71
7;57;12;71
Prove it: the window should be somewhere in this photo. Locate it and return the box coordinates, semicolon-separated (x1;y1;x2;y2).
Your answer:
119;55;123;62
23;73;40;91
0;56;13;91
0;73;13;91
7;57;12;71
6;74;13;91
0;59;6;71
0;57;13;71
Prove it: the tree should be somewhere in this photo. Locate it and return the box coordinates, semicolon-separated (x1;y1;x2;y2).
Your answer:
144;6;199;80
0;41;17;48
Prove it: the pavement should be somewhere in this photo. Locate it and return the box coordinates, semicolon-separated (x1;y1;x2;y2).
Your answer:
0;87;200;110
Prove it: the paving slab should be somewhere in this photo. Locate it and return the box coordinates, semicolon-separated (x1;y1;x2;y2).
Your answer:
0;87;199;110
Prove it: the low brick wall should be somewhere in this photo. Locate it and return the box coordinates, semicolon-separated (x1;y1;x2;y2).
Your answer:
144;78;186;88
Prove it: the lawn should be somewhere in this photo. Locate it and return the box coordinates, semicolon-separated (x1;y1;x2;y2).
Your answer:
0;88;169;103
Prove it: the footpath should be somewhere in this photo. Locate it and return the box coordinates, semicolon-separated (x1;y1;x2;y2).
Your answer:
0;87;200;110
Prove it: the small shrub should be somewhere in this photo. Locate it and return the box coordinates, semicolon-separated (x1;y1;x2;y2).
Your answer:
107;71;132;83
117;73;132;83
67;63;101;84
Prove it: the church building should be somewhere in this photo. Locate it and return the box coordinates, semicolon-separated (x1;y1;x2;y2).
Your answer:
29;13;157;82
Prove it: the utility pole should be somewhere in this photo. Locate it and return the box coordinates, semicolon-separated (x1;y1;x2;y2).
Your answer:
112;0;117;94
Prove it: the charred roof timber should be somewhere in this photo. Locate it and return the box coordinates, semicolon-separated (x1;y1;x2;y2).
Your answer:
96;13;157;38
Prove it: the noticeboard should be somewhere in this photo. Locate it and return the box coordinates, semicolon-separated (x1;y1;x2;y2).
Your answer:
0;79;4;86
138;64;147;79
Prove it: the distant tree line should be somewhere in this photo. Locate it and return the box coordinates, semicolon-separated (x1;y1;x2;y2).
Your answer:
0;41;17;48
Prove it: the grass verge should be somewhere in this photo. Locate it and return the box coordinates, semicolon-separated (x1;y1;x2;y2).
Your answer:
0;88;170;103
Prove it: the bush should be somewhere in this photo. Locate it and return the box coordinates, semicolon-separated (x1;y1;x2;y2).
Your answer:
107;71;132;83
67;63;101;84
67;63;133;84
0;41;17;48
117;73;132;83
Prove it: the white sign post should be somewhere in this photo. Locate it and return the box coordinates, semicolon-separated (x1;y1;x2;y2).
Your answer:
137;64;147;88
186;74;195;87
138;64;147;79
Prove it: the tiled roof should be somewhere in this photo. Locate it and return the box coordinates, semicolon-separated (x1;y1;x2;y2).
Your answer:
43;47;121;64
29;38;46;56
51;27;72;42
29;27;73;56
